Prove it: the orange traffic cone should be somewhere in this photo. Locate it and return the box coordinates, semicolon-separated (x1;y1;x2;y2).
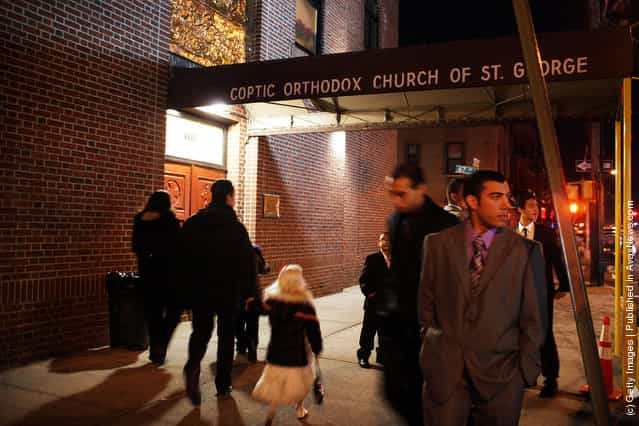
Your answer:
579;316;622;400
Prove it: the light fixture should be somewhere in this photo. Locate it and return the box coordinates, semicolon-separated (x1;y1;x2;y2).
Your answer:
331;131;345;159
196;103;228;116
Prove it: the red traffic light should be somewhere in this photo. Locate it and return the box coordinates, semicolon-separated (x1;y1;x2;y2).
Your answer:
569;203;579;214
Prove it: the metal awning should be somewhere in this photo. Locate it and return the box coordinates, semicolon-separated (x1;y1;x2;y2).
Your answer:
169;27;633;135
239;79;622;135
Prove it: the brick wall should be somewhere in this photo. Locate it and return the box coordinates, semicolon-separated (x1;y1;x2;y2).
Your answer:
379;0;399;49
251;0;398;294
0;1;171;368
249;0;296;61
397;125;507;205
0;0;399;367
221;105;250;221
342;130;398;286
322;0;359;52
254;130;397;296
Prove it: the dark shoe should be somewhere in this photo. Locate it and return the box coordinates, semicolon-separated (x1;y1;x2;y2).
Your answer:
356;348;369;359
216;386;233;398
150;355;166;366
375;352;384;366
539;379;558;398
358;358;370;368
183;365;201;406
150;347;166;365
248;340;257;363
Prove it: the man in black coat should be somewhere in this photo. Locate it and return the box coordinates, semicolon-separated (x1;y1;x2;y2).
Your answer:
182;179;258;405
379;163;458;426
357;232;391;368
516;189;570;398
235;244;269;362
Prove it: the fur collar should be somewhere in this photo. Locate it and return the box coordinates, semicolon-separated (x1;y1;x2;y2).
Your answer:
264;283;314;305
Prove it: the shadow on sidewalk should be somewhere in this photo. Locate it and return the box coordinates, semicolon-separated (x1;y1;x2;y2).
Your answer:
173;397;245;426
176;408;213;426
108;389;184;425
49;347;142;373
217;397;245;426
208;360;266;393
9;364;171;426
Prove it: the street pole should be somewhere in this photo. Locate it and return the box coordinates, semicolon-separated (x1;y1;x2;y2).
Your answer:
621;78;634;395
590;123;601;286
511;1;610;425
614;120;622;357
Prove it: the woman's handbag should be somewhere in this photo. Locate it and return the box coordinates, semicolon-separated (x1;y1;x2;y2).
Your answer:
312;356;325;404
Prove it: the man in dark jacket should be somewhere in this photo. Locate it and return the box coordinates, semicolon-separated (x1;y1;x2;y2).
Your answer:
516;189;570;398
380;162;458;426
357;232;391;368
235;244;269;362
182;179;258;405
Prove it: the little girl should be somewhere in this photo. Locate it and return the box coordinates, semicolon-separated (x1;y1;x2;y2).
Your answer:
252;264;323;425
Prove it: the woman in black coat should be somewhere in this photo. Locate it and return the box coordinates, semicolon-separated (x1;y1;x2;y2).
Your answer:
132;190;182;365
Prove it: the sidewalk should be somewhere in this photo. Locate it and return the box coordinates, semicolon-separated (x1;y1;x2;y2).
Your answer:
0;286;630;425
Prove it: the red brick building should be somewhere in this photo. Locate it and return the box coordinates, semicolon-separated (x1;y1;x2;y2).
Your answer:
248;0;399;293
0;0;398;368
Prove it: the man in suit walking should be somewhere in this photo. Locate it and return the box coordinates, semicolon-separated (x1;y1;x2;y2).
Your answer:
418;170;547;426
357;232;391;368
182;180;258;405
516;189;570;398
381;162;458;426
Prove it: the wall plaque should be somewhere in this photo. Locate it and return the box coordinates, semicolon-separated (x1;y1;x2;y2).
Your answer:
263;194;280;218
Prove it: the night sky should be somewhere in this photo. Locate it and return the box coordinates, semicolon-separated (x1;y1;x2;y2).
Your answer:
399;0;589;45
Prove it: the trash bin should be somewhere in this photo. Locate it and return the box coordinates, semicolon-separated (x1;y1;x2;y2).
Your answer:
105;271;149;350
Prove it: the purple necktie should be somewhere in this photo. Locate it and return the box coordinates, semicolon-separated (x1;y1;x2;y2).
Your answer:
470;235;485;290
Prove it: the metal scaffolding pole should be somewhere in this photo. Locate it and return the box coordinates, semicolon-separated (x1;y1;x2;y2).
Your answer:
614;120;622;357
621;78;634;396
511;1;609;424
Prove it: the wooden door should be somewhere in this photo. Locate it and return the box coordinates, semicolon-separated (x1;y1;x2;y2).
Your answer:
164;162;191;222
190;165;225;216
164;162;225;221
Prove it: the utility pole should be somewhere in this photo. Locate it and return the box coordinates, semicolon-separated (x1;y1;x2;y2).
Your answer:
590;122;602;285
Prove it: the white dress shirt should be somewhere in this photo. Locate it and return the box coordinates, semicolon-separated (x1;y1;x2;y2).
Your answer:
518;221;535;240
381;251;391;269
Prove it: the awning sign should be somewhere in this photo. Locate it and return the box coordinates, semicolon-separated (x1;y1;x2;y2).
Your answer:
169;28;633;108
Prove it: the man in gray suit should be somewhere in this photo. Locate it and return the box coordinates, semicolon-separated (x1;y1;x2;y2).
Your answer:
418;170;547;426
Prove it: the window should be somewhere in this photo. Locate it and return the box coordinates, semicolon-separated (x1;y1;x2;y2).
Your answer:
295;0;320;55
406;143;420;164
364;0;379;50
445;142;464;175
165;111;226;168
